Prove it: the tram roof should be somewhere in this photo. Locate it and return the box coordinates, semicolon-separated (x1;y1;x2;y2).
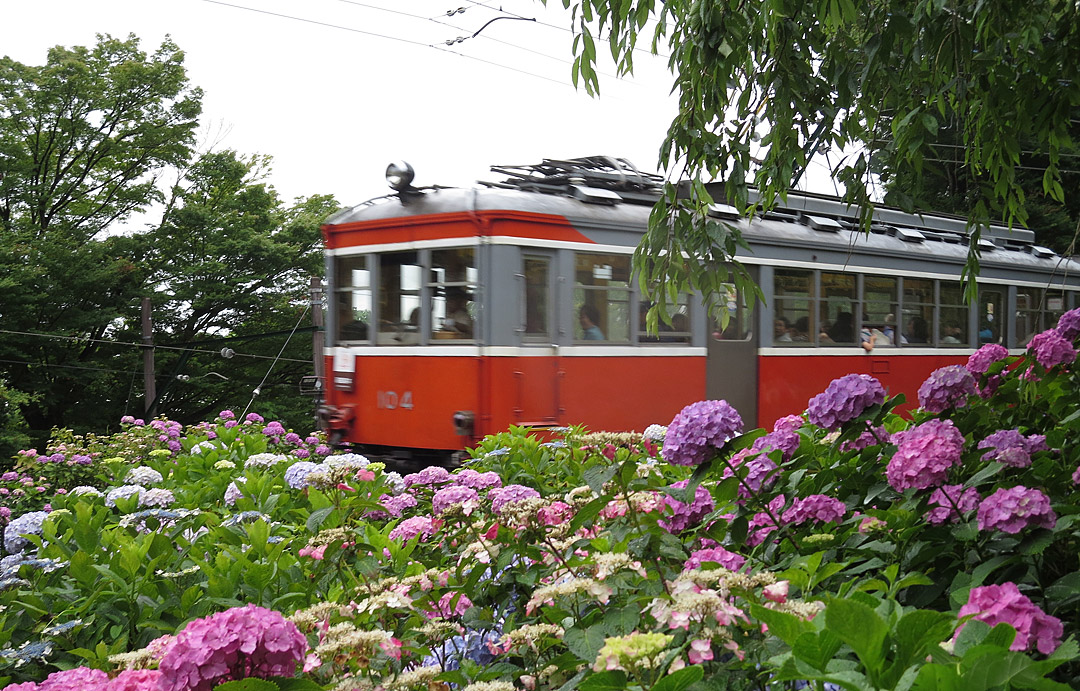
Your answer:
325;157;1080;279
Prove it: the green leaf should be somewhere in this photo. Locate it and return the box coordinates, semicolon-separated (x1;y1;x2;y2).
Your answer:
750;603;815;646
268;679;327;691
578;670;627;691
652;665;704;691
306;507;335;532
564;624;607;663
824;597;889;674
213;679;280;691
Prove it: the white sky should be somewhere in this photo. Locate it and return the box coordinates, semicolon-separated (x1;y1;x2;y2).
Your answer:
2;0;839;214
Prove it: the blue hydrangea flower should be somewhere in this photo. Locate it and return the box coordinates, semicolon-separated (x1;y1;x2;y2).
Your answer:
3;511;49;554
284;461;326;490
105;485;144;508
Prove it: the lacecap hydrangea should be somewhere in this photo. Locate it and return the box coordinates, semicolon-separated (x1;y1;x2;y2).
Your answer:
806;374;885;430
661;400;743;467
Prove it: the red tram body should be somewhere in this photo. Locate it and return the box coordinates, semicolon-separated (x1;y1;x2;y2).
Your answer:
320;158;1080;460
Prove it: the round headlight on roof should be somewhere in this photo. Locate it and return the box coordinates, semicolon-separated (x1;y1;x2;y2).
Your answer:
386;161;415;191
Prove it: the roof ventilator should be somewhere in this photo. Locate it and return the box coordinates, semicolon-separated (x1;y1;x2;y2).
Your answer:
896;227;926;243
570;184;621;205
977;238;997;251
805;215;843;232
708;203;740;220
1029;245;1056;259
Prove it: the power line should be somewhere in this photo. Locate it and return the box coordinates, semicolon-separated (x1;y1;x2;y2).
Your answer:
0;329;311;364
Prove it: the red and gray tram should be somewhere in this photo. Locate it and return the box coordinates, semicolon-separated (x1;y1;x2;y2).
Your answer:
319;157;1080;459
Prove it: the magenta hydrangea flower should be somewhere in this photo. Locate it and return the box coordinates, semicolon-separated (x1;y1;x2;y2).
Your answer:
388;515;437;542
1027;329;1077;369
967;343;1009;375
958;582;1063;654
746;494;787;546
157;604;308;691
661;400;744;466
432;485;480;515
720;449;778;500
781;494;846;525
537;501;574;526
977;486;1056;533
807;374;885;430
925;484;980;525
25;666;111;690
109;668;164;691
452;468;503;490
489;484;541;514
1074;465;1080;485
659;480;714;534
977;429;1047;469
750;415;802;460
885;419;965;491
683;545;746;571
840;424;889;453
219;410;236;420
1056;307;1080;340
918;365;976;413
245;413;265;424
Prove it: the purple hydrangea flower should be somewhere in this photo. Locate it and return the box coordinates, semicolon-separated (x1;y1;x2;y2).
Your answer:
452;468;503;490
781;494;846;525
489;484;541;514
925;484;980;525
918;365;976;413
314;444;331;456
1;472;17;482
305;436;320;445
388;515;437;542
746;494;787;546
1056;308;1080;340
977;486;1056;533
1027;329;1077;369
403;466;452;487
807;374;885;430
245;413;265;424
967;343;1009;375
432;485;480;515
377;493;418;518
284;461;325;490
750;415;802;460
683;546;746;571
840;424;889;453
139;488;176;508
1074;465;1080;485
121;415;136;424
978;429;1047;468
659;480;714;533
105;485;145;508
959;583;1063;654
283;432;302;445
72;454;92;465
292;448;310;459
262;421;286;437
224;481;244;507
886;419;965;491
158;604;308;691
662;400;744;467
720;449;778;500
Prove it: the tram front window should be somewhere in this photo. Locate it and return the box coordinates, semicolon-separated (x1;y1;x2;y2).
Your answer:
335;255;371;343
574;253;631;343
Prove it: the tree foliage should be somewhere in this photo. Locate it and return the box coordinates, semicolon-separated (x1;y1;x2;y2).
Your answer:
550;0;1080;312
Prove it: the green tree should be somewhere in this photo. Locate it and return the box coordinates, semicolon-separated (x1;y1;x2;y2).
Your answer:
551;0;1080;313
0;34;203;441
136;150;339;431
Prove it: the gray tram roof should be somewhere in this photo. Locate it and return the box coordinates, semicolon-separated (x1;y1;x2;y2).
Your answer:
326;158;1080;283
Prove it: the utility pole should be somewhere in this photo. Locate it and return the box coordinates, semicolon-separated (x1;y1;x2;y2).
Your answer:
310;276;325;412
141;297;155;414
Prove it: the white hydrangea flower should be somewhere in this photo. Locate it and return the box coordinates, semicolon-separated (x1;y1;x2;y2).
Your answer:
324;453;370;471
105;485;144;508
243;453;289;469
126;466;163;486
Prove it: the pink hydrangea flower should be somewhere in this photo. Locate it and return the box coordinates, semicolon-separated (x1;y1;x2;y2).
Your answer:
659;480;714;534
763;580;789;604
958;582;1063;654
782;494;846;525
108;668;164;691
424;592;473;619
687;638;713;664
977;486;1056;534
1056;308;1080;340
683;546;746;571
431;485;480;516
388;515;437;542
967;343;1009;375
977;429;1047;469
403;466;452;487
489;484;541;514
452;468;503;490
1027;329;1077;369
158;604;308;691
886;419;965;491
925;484;980;525
537;501;574;526
720;448;779;500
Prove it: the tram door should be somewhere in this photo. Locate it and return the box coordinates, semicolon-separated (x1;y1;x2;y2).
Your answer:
514;254;560;424
705;272;759;428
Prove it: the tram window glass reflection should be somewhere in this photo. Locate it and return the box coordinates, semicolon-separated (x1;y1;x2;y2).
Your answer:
711;283;753;341
639;293;692;344
1016;287;1041;346
820;272;857;344
335;255;371;343
863;276;898;346
938;282;968;346
378;252;421;344
774;269;813;345
523;256;550;339
978;288;1006;345
903;278;933;344
574;253;630;343
430;248;477;341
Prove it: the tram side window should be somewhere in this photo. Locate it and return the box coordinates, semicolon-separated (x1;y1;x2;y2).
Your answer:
335;255;371;343
979;287;1006;345
430;248;478;342
938;282;968;346
902;279;934;344
639;292;692;343
774;269;813;345
377;252;422;345
523;256;550;339
710;283;752;341
1018;288;1067;346
819;272;857;345
574;253;630;343
863;276;899;346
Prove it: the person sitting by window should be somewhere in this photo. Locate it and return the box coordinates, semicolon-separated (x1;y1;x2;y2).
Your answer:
774;317;793;343
579;304;605;340
942;321;963;344
791;316;810;342
906;316;929;343
441;288;473;337
827;311;855;343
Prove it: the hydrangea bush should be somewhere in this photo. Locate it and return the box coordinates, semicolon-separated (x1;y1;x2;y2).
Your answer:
2;311;1080;689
